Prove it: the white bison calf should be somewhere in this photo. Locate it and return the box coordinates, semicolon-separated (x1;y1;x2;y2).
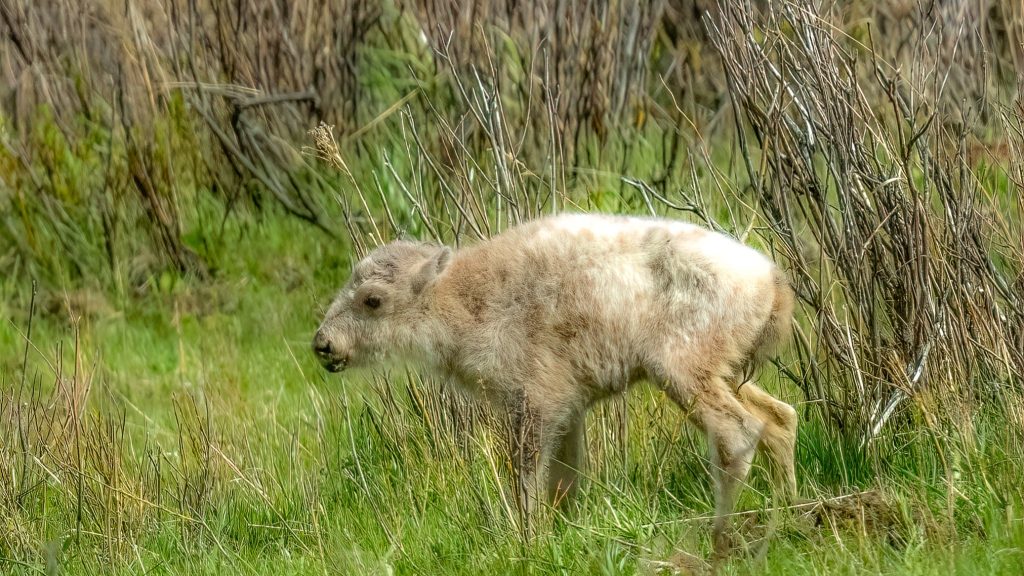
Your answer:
313;213;797;554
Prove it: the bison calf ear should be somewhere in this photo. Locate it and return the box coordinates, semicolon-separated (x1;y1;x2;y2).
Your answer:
411;246;452;294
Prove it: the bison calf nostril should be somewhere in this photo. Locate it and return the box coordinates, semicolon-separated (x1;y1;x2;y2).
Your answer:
312;331;333;355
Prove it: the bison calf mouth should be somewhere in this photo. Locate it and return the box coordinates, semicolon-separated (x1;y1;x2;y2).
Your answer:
323;357;348;372
313;353;348;373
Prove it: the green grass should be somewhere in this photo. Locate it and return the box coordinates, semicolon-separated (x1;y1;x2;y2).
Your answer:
2;211;1023;576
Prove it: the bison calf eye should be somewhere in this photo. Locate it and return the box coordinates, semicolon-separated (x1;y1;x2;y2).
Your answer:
364;296;382;309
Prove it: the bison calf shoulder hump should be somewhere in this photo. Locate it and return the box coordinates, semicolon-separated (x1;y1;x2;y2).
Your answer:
314;213;797;556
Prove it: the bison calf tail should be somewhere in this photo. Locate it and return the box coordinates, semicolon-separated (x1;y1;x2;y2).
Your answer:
747;269;795;371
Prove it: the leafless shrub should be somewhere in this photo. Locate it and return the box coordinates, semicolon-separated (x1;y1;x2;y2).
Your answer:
0;0;380;278
705;0;1023;439
407;0;666;164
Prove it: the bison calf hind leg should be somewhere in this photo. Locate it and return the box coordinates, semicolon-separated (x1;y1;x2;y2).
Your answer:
663;373;764;557
737;382;798;500
705;398;764;557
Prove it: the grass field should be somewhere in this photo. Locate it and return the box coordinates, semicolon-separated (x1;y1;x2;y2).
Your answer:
2;209;1023;575
3;0;1024;574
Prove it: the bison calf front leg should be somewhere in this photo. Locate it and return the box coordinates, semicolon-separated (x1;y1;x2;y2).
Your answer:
508;404;550;531
548;411;585;508
507;396;578;532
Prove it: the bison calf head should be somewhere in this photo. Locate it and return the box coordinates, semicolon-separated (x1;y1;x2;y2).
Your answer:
313;241;452;372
